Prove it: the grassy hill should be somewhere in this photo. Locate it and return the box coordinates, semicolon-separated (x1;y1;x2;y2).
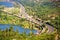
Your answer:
0;0;60;40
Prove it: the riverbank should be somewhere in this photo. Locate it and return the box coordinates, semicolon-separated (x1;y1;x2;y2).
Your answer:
0;24;37;34
0;10;37;30
0;26;56;40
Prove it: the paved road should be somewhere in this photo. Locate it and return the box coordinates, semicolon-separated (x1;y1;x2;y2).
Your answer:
4;0;55;34
46;24;54;33
16;2;55;33
17;2;43;25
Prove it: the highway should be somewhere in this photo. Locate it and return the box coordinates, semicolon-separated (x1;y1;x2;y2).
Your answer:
4;0;55;34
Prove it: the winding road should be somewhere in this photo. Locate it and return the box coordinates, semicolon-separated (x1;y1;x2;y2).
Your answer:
3;0;55;34
13;1;55;34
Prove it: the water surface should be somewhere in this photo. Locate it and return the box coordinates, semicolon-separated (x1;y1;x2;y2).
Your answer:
0;2;13;7
0;24;37;34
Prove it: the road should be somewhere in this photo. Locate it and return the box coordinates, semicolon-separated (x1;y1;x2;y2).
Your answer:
16;2;55;34
46;24;54;33
4;0;55;34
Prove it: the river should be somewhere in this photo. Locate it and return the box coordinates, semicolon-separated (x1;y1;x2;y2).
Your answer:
0;24;37;34
0;2;13;7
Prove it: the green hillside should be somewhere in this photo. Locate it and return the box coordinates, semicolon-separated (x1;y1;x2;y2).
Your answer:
0;0;60;40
